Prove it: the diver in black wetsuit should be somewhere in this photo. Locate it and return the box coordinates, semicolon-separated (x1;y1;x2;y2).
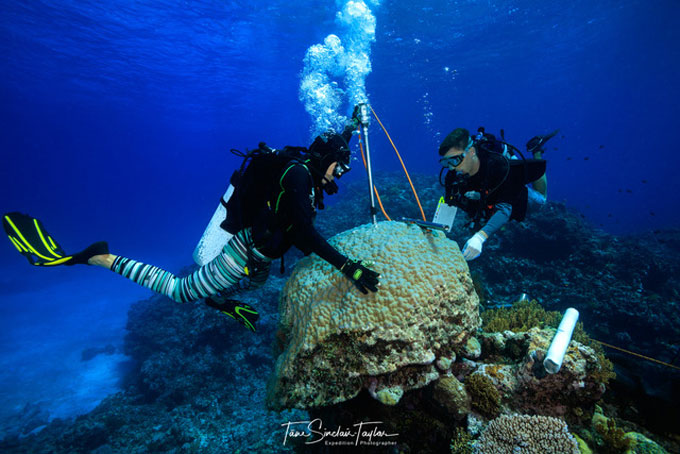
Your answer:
88;115;381;317
438;127;556;261
4;109;380;332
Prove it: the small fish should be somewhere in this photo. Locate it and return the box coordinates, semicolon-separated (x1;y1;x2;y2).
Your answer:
618;189;623;193
566;157;572;160
650;212;655;216
642;179;647;184
584;157;590;160
608;213;613;218
599;145;605;149
553;147;558;150
561;135;565;138
626;189;632;193
580;214;585;219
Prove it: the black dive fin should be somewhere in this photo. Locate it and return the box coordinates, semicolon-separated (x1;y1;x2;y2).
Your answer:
205;296;259;332
3;212;108;266
526;129;560;153
3;212;72;266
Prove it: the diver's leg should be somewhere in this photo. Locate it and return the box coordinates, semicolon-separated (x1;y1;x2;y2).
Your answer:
249;260;272;288
93;229;271;304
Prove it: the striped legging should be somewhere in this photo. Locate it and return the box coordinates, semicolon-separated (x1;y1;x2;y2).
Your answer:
110;228;272;303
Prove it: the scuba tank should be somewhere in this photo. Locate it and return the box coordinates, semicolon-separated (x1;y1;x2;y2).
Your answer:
192;144;308;266
193;172;238;266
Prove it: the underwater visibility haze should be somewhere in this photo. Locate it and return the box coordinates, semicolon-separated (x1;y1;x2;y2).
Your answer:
1;0;679;452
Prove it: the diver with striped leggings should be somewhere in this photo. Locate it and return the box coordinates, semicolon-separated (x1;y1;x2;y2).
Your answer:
3;108;380;332
109;228;271;304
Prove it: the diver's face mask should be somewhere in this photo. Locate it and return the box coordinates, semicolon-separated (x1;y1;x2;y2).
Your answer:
333;157;351;178
439;137;473;170
439;151;468;169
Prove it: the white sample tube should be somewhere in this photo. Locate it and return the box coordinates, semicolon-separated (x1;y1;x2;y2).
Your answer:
543;308;580;374
192;184;235;266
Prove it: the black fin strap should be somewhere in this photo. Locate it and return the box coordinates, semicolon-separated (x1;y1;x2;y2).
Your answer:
280;254;285;275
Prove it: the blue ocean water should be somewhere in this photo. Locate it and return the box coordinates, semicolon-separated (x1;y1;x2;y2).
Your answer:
1;0;679;437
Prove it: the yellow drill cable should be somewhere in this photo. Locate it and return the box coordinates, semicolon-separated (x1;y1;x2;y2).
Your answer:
369;105;426;222
592;339;680;371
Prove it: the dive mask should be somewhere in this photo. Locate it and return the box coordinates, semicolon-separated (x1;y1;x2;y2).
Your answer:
439;136;473;169
333;159;351;178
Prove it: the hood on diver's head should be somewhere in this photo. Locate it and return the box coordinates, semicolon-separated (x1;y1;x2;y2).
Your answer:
309;131;351;178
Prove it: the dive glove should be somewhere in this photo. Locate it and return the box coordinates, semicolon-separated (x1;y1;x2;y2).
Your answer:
340;259;380;294
350;104;361;128
462;231;487;261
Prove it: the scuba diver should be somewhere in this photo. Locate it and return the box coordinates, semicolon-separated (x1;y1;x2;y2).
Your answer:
3;110;380;332
438;127;558;261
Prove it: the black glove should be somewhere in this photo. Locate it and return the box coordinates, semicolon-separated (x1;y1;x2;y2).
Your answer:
340;259;380;294
352;104;361;122
323;179;339;195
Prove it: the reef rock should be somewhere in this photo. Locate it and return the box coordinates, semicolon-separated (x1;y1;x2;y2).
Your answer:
268;221;480;409
471;327;606;419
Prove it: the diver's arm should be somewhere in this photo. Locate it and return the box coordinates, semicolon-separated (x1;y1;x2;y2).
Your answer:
340;105;362;141
462;202;511;261
296;224;347;269
283;166;348;269
341;122;356;143
479;202;512;238
283;165;379;293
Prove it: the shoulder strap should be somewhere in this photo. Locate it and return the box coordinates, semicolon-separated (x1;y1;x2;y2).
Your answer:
274;162;312;214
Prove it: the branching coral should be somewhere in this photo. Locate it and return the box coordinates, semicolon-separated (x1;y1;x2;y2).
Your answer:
476;414;580;454
594;417;632;453
465;374;501;418
450;427;473;454
482;299;560;333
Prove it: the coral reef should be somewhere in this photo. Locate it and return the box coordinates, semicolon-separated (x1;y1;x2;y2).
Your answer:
475;414;580;454
268;221;480;409
471;327;607;421
595;417;632;454
465;374;501;418
434;375;470;420
623;432;669;454
482;299;616;387
482;299;561;333
450;427;474;454
2;172;678;453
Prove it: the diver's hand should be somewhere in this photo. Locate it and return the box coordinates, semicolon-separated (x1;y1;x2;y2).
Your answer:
462;231;487;261
351;105;361;127
341;259;380;294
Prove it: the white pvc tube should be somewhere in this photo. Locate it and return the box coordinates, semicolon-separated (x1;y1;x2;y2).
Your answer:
192;184;235;266
543;308;580;374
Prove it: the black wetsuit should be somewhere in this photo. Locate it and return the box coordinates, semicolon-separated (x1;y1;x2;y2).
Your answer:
445;147;546;229
108;132;352;304
248;162;347;269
